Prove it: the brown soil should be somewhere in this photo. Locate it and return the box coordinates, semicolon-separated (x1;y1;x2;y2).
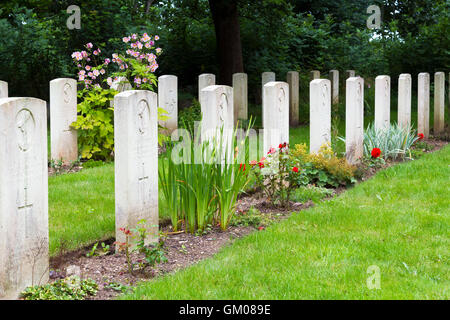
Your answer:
48;138;448;300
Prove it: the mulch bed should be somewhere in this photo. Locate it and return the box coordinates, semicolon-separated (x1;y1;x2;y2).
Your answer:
47;137;448;300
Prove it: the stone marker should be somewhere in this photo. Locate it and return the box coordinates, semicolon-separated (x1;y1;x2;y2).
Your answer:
346;70;356;78
0;97;49;299
310;70;320;80
200;85;234;159
287;71;299;126
434;72;445;135
345;77;364;164
417;73;430;138
310;79;331;154
262;72;276;86
329;70;339;105
398;73;412;129
261;72;276;127
158;75;178;132
374;75;391;131
111;76;132;92
233;73;248;125
110;77;132;108
0;81;8;98
198;74;215;99
263;82;289;154
50;78;78;163
114;90;158;247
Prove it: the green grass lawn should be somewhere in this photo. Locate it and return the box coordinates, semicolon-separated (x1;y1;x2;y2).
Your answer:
120;144;450;300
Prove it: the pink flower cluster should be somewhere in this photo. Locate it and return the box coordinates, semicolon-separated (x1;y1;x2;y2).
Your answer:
72;43;109;89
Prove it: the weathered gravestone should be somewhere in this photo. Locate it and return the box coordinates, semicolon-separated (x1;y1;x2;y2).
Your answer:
374;75;391;131
434;72;445;135
310;70;320;80
417;73;430;138
198;74;216;100
329;70;339;105
158;75;178;133
50;78;78;163
310;79;331;154
263;82;289;154
0;97;49;299
346;70;356;78
114;90;158;247
287;71;299;126
110;77;132;109
261;72;276;127
398;73;412;129
0;81;8;98
200;85;234;161
233;73;248;125
346;77;364;164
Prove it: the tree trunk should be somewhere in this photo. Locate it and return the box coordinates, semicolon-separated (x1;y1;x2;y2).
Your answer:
208;0;244;86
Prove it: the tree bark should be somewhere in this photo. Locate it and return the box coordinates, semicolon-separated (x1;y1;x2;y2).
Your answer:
208;0;244;86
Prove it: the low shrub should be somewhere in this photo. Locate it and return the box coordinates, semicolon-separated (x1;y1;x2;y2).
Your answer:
363;122;419;160
291;143;356;187
21;276;98;300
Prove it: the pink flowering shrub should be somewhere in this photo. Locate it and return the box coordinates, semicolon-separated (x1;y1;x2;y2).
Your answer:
70;34;163;160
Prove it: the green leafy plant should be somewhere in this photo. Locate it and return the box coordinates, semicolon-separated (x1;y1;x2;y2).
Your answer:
116;220;167;275
290;143;356;188
72;87;116;160
86;242;110;257
21;276;98;300
362;122;420;160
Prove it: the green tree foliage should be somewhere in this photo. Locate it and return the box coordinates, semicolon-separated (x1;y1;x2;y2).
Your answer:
0;0;447;100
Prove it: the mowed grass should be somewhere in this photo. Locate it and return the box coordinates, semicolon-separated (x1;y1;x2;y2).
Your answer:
120;145;450;300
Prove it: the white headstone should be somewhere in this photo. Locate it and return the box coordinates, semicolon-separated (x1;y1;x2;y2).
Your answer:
158;75;178;133
374;75;390;131
345;77;364;164
262;72;276;127
346;70;356;78
287;71;299;126
0;81;8;98
114;90;158;247
398;73;412;129
329;70;339;105
263;82;289;154
111;76;132;92
434;72;445;135
233;73;248;125
110;77;132;108
310;79;331;154
262;72;276;86
50;78;78;163
310;70;320;80
200;85;234;151
0;97;49;299
417;73;430;138
198;74;216;99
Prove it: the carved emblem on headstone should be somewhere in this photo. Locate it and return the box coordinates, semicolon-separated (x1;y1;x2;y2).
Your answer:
218;93;227;124
16;109;35;152
278;87;285;112
63;82;72;104
137;100;150;135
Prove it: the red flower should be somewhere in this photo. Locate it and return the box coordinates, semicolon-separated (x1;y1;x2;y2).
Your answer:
258;226;264;231
279;144;283;149
371;148;381;158
258;162;264;168
267;147;276;155
292;167;299;173
418;133;424;140
239;163;246;172
250;160;258;167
